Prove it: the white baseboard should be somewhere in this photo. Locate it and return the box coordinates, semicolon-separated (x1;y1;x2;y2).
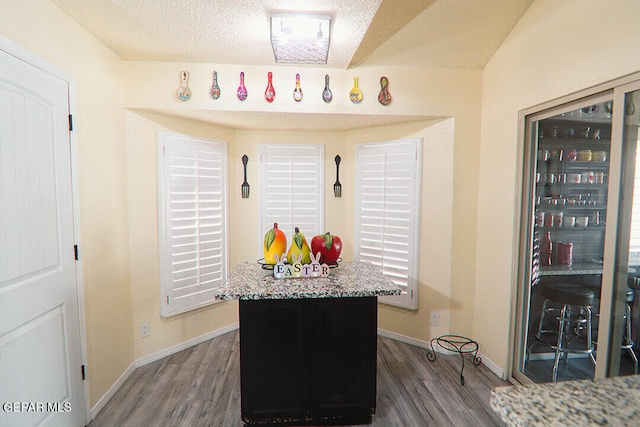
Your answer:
377;328;433;350
477;353;506;380
135;322;239;368
90;361;136;419
377;328;506;380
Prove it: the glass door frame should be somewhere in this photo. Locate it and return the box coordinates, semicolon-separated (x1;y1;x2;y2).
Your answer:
510;72;640;385
603;79;640;377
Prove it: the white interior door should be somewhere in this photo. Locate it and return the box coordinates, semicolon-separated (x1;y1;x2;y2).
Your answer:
0;46;86;426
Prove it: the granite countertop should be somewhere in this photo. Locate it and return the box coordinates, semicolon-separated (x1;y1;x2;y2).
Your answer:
491;375;640;427
214;261;401;300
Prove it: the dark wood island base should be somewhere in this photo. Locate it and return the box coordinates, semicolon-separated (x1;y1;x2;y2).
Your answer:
239;297;377;426
215;261;401;426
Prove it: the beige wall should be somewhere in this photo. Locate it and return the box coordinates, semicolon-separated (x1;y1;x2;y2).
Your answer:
475;0;640;373
0;0;134;408
125;111;239;359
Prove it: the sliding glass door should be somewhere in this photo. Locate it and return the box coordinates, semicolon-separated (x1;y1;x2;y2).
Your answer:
606;84;640;378
512;77;640;384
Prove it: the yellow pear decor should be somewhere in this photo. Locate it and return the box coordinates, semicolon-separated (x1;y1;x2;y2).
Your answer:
287;227;311;264
263;223;287;265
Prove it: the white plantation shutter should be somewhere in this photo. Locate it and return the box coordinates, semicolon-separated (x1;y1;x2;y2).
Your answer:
355;139;422;309
158;132;228;317
258;144;324;250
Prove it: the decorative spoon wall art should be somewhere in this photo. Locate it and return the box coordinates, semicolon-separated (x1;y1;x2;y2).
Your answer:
210;71;220;100
322;74;332;103
349;77;363;103
176;70;191;101
237;72;247;101
293;73;303;102
265;71;276;103
172;72;397;106
378;76;392;106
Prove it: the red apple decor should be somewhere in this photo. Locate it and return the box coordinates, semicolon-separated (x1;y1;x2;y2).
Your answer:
311;232;342;265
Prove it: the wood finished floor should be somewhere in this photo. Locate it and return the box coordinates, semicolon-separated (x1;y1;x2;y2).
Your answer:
88;330;509;427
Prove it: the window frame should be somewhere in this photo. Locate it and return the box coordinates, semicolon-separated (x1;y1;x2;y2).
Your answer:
257;144;325;254
157;131;229;317
354;138;423;310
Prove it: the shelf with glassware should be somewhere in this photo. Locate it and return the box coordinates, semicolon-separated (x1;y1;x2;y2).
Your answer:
533;140;609;277
532;223;606;277
539;106;612;138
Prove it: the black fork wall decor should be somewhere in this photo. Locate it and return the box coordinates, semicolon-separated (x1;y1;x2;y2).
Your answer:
334;155;342;197
241;155;250;198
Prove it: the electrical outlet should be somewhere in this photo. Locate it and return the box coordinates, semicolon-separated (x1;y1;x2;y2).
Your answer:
430;312;440;326
140;323;150;338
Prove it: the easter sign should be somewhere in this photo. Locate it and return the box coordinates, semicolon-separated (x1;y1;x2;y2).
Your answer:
273;253;330;279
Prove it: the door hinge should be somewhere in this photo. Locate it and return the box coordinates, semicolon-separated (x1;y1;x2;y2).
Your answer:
81;365;86;380
411;289;414;299
69;114;73;131
74;245;79;261
166;295;169;304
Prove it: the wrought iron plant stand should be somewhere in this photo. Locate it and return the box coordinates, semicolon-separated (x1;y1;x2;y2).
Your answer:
426;335;481;385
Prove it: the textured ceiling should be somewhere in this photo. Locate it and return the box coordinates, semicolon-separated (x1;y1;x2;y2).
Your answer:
49;0;533;69
49;0;383;69
49;0;533;130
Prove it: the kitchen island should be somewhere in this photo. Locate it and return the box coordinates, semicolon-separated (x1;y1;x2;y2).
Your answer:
490;375;640;426
215;261;400;426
